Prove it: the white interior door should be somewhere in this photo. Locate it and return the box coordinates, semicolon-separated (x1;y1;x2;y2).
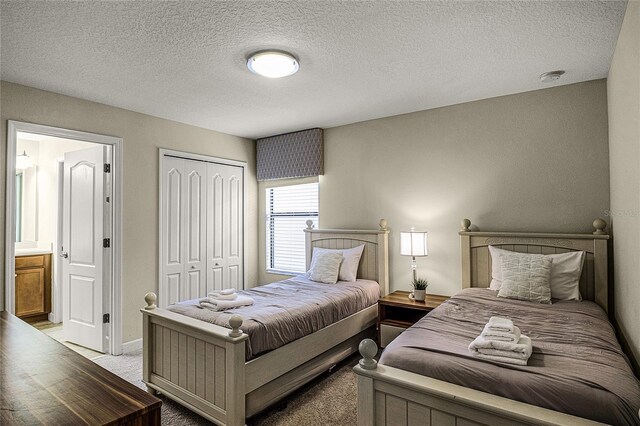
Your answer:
160;156;207;307
207;162;244;292
61;145;109;353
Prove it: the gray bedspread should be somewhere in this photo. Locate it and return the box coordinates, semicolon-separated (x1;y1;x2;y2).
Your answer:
380;288;640;425
168;276;380;360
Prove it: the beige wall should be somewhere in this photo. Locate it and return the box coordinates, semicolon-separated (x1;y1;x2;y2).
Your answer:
608;0;640;367
314;80;610;297
0;82;258;343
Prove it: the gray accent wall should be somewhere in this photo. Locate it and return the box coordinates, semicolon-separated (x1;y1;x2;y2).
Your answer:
608;1;640;371
317;80;610;297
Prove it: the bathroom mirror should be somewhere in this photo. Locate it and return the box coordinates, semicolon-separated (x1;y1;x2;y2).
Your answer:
15;147;38;244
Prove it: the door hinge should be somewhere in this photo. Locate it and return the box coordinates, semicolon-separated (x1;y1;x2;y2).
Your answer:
103;238;111;248
103;313;110;324
104;163;111;173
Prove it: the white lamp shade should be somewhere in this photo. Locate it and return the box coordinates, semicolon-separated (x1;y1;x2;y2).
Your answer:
400;231;428;256
16;151;33;170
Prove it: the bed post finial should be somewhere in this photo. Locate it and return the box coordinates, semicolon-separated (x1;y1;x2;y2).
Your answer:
305;220;314;230
144;293;157;310
358;339;378;370
228;315;244;338
461;218;471;232
593;218;607;235
379;219;388;231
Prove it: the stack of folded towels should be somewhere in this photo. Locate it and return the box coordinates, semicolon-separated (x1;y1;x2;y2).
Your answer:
468;316;532;366
199;289;254;312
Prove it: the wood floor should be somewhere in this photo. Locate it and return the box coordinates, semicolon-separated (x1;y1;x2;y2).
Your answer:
29;320;104;359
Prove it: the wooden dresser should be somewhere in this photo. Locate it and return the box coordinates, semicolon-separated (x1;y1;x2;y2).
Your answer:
15;253;52;321
0;311;161;425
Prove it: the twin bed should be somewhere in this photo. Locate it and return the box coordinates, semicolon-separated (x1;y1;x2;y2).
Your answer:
141;218;640;426
355;219;640;426
141;220;389;426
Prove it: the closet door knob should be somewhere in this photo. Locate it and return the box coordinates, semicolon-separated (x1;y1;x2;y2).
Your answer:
215;263;220;266
60;251;69;259
190;265;196;270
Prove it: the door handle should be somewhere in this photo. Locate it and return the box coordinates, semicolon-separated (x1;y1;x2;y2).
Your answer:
190;265;196;270
60;252;69;258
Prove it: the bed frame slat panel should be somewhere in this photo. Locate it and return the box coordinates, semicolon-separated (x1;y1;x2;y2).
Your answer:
386;395;407;424
408;401;430;426
375;392;386;425
432;410;456;426
170;330;179;384
154;324;163;376
187;336;196;393
205;343;215;404
195;339;205;399
178;333;187;388
214;346;226;409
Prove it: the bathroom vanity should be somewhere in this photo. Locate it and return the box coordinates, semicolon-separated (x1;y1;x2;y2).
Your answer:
15;252;52;321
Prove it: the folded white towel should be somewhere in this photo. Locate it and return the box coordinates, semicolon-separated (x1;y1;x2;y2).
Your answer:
481;324;521;343
469;335;533;365
471;352;528;366
208;288;236;296
199;295;254;311
486;316;514;333
203;292;237;301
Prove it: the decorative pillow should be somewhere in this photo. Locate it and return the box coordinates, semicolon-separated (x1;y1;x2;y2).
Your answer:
488;246;584;301
308;251;343;284
498;254;553;304
310;245;365;282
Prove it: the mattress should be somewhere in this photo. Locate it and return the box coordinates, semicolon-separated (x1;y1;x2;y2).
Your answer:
380;288;640;425
168;276;380;360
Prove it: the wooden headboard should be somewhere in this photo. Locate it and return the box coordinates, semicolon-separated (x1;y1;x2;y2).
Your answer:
459;218;610;313
304;219;390;296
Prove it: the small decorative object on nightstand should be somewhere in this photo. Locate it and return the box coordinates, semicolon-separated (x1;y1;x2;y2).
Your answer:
378;290;449;348
410;277;429;301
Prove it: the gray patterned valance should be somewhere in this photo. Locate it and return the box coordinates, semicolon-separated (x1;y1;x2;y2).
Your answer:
257;128;323;181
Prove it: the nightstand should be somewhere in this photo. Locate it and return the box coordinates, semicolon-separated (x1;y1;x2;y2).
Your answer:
378;291;449;348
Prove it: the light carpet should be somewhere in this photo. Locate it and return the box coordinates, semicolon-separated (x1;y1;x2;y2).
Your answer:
93;349;358;425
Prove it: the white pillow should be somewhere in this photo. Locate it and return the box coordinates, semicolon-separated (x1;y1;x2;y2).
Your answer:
498;254;553;304
308;251;343;284
309;245;365;282
488;246;585;301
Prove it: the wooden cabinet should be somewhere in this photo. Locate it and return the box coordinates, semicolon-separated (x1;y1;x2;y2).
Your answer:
15;253;51;321
378;291;449;347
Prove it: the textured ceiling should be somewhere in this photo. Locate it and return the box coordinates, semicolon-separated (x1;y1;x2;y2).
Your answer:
0;1;627;139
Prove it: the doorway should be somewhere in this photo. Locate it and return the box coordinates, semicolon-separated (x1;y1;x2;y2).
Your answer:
4;121;123;356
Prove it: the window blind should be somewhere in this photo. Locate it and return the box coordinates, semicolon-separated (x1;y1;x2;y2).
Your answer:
266;183;319;274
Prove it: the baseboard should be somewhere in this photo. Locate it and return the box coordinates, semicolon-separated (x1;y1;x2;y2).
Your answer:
613;317;640;377
122;338;143;354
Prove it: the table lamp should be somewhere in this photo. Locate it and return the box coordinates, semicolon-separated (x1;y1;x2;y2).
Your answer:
400;227;428;281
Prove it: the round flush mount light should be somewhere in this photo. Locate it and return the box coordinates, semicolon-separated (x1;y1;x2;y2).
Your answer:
247;50;299;78
539;70;565;83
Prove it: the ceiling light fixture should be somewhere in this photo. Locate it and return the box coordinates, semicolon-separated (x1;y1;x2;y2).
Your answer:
247;50;299;78
539;70;565;83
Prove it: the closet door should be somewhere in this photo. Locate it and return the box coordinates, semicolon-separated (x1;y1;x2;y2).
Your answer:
160;157;207;307
207;162;244;292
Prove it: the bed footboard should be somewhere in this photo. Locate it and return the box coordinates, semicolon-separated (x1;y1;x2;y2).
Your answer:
141;293;247;426
354;339;604;426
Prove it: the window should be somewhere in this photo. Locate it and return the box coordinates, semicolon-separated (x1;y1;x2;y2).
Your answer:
266;182;319;274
